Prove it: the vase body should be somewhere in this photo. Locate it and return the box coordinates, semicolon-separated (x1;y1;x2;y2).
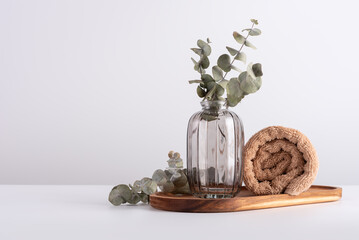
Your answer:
187;100;244;198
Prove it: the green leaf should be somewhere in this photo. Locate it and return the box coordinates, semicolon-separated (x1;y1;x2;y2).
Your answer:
251;19;259;25
252;63;263;77
205;81;216;91
197;86;206;98
152;169;167;186
244;40;256;49
234;52;246;63
212;66;223;81
191;48;203;55
226;46;238;56
197;39;211;56
191;57;200;72
191;57;197;65
239;71;262;94
132;181;141;192
218;79;229;89
199;55;210;69
247;63;256;79
108;184;132;205
226;77;245;107
201;74;215;84
142;180;157;195
160;181;175;193
242;28;261;36
217;54;231;72
231;65;241;72
233;32;246;44
188;80;203;84
215;84;225;96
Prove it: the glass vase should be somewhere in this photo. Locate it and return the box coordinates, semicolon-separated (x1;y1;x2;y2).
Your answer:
186;100;244;198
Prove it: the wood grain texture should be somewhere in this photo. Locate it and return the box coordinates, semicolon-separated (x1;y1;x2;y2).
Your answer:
149;185;342;213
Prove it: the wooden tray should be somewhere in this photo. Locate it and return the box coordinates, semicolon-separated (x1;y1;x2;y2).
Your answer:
149;185;342;213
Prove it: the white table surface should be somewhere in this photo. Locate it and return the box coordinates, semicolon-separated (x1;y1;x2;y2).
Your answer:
0;185;358;240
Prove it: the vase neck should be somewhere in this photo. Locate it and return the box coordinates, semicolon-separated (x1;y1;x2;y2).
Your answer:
200;100;226;113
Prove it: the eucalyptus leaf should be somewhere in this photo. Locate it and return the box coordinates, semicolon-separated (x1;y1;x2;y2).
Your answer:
108;184;132;206
205;81;216;91
212;66;223;81
226;46;238;56
191;48;203;55
142;180;157;195
231;65;241;72
160;181;175;193
132;180;141;192
242;28;261;36
215;84;225;96
188;80;203;84
233;32;246;44
244;40;256;49
201;74;215;84
252;63;263;77
239;72;262;94
139;192;149;204
247;63;256;79
197;39;211;56
172;171;188;187
217;54;231;72
199;55;210;69
226;77;245;107
197;86;206;98
152;169;167;186
127;192;141;204
218;79;229;89
234;52;246;63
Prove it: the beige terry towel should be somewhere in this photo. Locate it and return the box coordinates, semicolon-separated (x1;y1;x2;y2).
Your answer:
243;126;319;196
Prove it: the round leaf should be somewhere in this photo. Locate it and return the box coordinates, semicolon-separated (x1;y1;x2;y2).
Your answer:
226;46;238;56
239;72;262;94
217;54;231;72
242;28;261;36
197;86;206;98
215;84;225;96
108;184;132;206
197;39;211;56
252;63;263;77
212;66;223;81
244;40;256;49
218;79;229;89
199;55;210;69
152;169;167;186
226;77;245;107
234;52;246;63
233;32;245;44
142;180;157;195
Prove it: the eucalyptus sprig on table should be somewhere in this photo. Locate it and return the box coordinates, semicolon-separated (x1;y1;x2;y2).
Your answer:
108;151;190;206
189;19;264;107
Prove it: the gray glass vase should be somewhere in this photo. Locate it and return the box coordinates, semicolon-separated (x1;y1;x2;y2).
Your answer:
187;100;244;198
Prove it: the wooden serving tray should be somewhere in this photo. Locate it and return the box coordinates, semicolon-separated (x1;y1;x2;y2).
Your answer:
149;185;342;213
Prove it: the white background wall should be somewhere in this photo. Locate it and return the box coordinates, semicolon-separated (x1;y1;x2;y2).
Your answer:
1;0;358;185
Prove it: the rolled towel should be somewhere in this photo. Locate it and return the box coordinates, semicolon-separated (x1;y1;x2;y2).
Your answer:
243;126;319;196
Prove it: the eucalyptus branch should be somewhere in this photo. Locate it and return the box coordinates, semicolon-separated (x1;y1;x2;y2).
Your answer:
221;22;255;82
188;19;263;108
